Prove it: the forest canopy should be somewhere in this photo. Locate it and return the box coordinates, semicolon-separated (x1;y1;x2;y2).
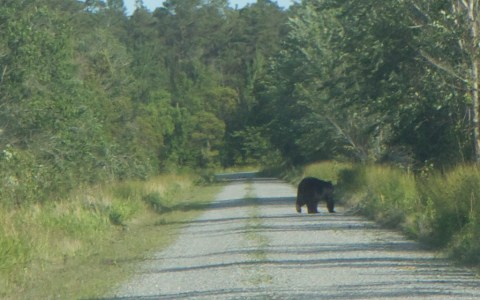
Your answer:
1;0;479;205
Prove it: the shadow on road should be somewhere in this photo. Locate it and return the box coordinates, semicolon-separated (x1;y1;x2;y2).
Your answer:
90;176;480;300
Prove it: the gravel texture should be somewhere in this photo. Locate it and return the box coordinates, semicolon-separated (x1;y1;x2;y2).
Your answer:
105;177;480;299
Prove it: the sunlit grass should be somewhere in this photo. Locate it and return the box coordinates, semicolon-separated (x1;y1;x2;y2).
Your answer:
338;163;480;265
303;161;352;185
0;174;221;299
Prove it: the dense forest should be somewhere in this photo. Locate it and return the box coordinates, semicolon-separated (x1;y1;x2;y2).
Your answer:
1;0;480;206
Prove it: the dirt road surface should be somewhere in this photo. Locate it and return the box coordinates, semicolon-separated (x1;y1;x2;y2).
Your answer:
106;177;480;299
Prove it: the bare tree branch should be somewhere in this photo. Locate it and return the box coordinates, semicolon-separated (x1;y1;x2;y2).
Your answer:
419;50;469;84
325;115;368;161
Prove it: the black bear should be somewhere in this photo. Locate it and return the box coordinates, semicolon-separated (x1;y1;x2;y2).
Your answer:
296;177;335;214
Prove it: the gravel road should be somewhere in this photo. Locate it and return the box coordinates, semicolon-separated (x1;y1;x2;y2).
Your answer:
105;177;480;299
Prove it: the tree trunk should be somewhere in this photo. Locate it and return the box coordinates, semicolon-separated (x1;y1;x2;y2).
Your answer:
455;0;480;161
412;0;480;161
466;0;480;162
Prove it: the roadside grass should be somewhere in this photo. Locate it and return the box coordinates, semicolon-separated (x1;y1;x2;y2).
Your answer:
303;161;352;185
0;174;221;299
280;161;480;268
415;166;480;264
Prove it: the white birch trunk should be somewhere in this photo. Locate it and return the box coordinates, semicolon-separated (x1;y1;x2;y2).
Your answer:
467;0;480;162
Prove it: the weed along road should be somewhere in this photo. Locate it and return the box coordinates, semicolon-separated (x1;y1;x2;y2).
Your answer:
106;176;480;299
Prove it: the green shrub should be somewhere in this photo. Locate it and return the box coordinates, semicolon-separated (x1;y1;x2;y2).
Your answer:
108;199;141;226
261;162;303;182
0;147;50;206
361;166;418;227
142;192;170;213
337;166;366;193
416;166;480;248
304;161;352;184
196;169;216;185
448;216;480;265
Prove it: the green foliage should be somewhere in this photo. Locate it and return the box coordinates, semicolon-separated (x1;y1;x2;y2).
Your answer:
106;182;149;225
415;166;480;248
111;182;144;202
303;161;352;185
449;218;480;265
336;164;422;230
0;0;292;211
190;112;226;167
1;0;480;211
0;1;132;204
232;126;282;166
359;166;419;227
108;200;139;226
249;0;476;167
142;192;164;212
0;173;214;298
41;203;110;238
2;0;480;269
336;166;366;194
0;225;31;273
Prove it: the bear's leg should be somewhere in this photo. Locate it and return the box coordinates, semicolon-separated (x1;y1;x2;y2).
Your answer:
296;188;307;213
296;193;304;213
295;203;302;213
327;200;335;213
295;204;302;213
306;202;318;213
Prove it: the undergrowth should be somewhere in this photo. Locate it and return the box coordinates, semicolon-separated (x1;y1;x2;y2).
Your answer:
0;173;217;299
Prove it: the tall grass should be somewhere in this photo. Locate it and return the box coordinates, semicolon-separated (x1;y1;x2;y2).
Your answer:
415;166;480;263
303;161;352;185
352;165;418;227
284;161;480;266
0;174;198;298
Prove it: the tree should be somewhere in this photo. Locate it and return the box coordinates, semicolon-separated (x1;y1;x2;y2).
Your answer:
399;0;477;164
190;112;226;167
251;0;355;163
0;1;121;202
